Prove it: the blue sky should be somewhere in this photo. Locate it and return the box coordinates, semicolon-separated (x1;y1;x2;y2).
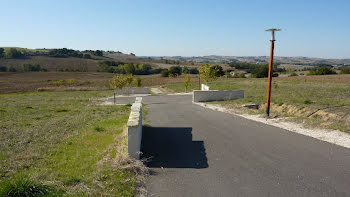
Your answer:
1;0;349;58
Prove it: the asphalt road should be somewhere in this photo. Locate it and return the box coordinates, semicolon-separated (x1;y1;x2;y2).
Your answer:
113;94;350;197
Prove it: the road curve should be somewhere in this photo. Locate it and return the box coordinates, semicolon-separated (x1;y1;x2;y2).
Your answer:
115;94;350;197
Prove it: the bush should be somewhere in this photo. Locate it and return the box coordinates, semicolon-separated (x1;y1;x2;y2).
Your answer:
0;48;4;58
22;63;41;72
210;65;225;77
5;48;23;59
109;74;134;89
251;64;269;78
272;73;279;77
7;64;17;72
169;66;182;77
233;72;246;78
0;66;7;72
189;68;199;74
307;67;337;75
83;54;91;59
161;69;169;77
135;77;142;87
340;67;350;74
289;72;298;77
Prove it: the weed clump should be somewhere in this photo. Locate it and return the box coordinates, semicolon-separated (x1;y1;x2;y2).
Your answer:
0;176;58;197
94;126;105;132
304;99;313;104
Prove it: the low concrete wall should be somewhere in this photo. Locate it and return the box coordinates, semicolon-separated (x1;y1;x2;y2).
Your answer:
201;84;210;91
127;97;143;159
193;90;244;102
115;87;149;95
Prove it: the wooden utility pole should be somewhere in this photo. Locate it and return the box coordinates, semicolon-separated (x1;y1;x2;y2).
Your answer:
265;28;281;117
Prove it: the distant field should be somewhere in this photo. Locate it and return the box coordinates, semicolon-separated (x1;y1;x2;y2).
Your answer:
0;90;140;196
0;72;205;93
165;74;350;133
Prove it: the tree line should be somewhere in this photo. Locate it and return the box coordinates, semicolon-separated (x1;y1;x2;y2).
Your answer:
98;60;163;75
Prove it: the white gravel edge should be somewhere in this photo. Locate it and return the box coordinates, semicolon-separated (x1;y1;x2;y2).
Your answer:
194;102;350;149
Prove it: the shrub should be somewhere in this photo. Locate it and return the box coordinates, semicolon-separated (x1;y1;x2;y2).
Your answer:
109;74;134;89
307;67;336;75
210;65;225;77
304;99;313;104
161;69;169;77
5;48;23;58
233;72;246;78
251;64;269;78
272;73;279;77
0;66;7;72
169;66;182;77
184;75;191;92
83;54;91;59
189;68;199;74
289;72;298;77
0;176;53;196
0;48;4;58
22;63;41;72
340;67;350;74
7;64;17;72
182;66;190;74
135;77;142;87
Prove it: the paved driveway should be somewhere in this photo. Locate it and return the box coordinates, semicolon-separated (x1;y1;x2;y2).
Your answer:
112;94;350;197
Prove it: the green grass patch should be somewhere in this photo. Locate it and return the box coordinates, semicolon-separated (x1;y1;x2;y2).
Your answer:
0;90;138;196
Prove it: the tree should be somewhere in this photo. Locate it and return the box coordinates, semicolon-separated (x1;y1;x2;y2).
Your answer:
0;65;7;72
94;50;103;56
5;48;23;58
109;74;132;89
210;65;224;77
135;77;142;87
169;66;182;77
198;64;217;83
251;64;269;78
184;75;191;93
161;69;169;77
125;74;134;86
307;67;337;75
22;63;41;72
0;48;4;58
123;63;136;74
83;54;91;59
182;66;190;74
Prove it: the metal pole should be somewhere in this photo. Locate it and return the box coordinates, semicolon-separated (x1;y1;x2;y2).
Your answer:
114;92;116;104
266;40;274;117
265;28;281;117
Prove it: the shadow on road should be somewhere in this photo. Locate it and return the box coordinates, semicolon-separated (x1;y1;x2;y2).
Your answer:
141;126;208;168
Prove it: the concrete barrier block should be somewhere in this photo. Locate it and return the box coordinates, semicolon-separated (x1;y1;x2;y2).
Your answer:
127;98;143;159
193;90;244;102
115;87;150;95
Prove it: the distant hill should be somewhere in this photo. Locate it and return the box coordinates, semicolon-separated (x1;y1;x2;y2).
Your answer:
147;55;350;66
0;47;159;72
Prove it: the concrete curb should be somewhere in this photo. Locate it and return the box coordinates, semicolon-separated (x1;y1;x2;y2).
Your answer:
127;97;143;159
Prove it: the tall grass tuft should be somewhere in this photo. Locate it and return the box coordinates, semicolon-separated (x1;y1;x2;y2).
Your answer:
0;176;58;197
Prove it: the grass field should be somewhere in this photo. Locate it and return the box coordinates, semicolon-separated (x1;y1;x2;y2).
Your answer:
0;90;141;196
165;74;350;133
